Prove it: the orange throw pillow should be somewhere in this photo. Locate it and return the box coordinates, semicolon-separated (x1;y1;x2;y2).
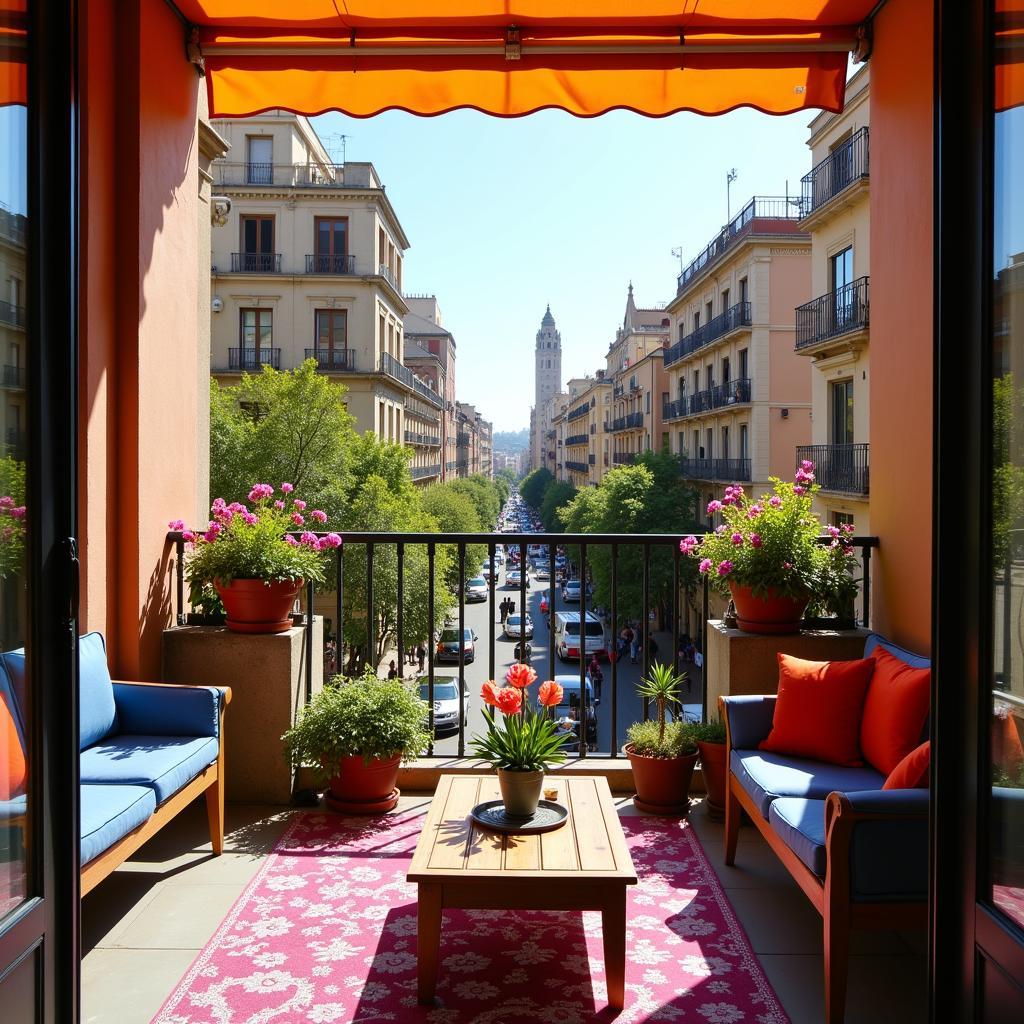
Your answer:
992;711;1024;778
883;740;930;789
859;645;931;776
1;693;25;801
759;654;876;767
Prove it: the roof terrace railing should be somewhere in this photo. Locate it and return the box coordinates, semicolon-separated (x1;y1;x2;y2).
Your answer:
212;161;349;188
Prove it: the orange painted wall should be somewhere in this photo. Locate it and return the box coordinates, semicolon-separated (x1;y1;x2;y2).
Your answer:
80;0;202;678
869;0;934;653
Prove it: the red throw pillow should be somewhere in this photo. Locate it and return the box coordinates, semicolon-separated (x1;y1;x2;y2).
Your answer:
882;740;930;789
1;693;25;801
759;654;876;767
859;645;931;776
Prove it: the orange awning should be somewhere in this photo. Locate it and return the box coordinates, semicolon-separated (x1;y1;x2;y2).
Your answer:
997;0;1024;112
175;2;878;119
0;0;26;108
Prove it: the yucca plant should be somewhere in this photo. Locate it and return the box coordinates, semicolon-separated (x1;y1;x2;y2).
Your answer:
636;662;688;747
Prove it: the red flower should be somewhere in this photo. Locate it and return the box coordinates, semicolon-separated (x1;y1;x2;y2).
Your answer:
495;687;523;715
505;663;538;689
537;680;563;708
481;681;501;708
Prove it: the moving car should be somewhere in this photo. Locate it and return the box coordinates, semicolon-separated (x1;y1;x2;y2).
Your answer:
465;576;488;602
506;568;530;589
504;612;534;640
417;676;472;734
554;611;607;661
534;565;551;581
436;626;477;663
551;675;599;747
562;579;582;602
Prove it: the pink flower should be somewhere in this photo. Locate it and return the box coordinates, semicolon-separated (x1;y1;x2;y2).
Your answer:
300;531;319;547
10;507;26;520
203;527;221;543
841;522;855;534
182;530;196;543
242;511;259;525
783;561;793;570
747;504;763;519
248;483;274;502
679;535;698;555
698;558;713;574
793;485;805;495
317;533;342;550
280;483;294;494
284;535;299;547
827;525;841;538
751;533;763;548
706;499;723;514
310;509;328;524
1;527;12;541
168;519;185;531
228;501;246;515
717;560;734;576
274;500;285;510
800;459;815;471
293;499;307;511
715;524;727;534
292;513;305;526
769;495;783;507
731;532;744;545
0;496;14;508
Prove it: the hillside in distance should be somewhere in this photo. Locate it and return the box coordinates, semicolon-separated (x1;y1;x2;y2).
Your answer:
493;427;530;451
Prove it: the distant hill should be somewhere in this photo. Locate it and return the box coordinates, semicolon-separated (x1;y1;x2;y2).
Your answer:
493;428;530;451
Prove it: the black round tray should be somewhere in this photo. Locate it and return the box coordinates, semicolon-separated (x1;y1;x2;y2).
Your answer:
469;799;569;835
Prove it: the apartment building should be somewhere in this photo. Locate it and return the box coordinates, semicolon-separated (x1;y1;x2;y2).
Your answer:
477;416;493;479
796;66;872;532
539;390;569;473
0;208;26;464
207;112;444;480
560;373;612;487
663;195;812;524
453;402;492;478
607;285;670;467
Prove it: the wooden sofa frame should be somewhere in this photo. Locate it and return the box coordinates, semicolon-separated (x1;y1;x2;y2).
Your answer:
80;681;232;897
721;697;927;1024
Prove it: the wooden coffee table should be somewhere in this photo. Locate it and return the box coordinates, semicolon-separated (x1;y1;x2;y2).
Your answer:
407;773;638;1009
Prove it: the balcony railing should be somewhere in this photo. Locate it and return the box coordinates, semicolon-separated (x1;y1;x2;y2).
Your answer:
405;430;441;447
797;443;870;495
410;464;442;480
800;127;870;217
377;352;442;408
677;198;803;293
611;412;644;432
378;263;399;291
679;457;752;482
612;451;637;465
212;161;348;188
565;460;589;473
0;300;24;328
1;365;25;388
795;277;870;350
229;252;282;273
228;347;281;371
5;429;25;459
304;348;356;371
567;404;590;422
565;433;589;446
662;378;752;421
305;253;357;274
665;301;752;367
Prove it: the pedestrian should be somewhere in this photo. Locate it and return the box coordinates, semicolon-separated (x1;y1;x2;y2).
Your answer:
588;655;603;702
387;660;398;680
540;595;549;616
630;630;640;665
416;643;426;673
499;596;510;624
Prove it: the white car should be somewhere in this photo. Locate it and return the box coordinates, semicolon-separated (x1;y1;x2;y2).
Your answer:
418;679;471;734
465;576;488;602
506;568;530;589
534;565;551;581
504;612;534;640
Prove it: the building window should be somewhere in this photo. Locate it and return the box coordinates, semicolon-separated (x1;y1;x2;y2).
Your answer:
239;215;274;272
830;511;855;529
694;312;701;332
245;136;273;184
722;287;730;309
705;427;713;460
721;425;730;460
721;356;731;383
315;309;347;360
239;308;272;365
645;392;650;414
314;216;348;272
739;424;749;461
739;277;748;305
693;430;700;459
706;301;714;323
739;348;748;379
830;379;855;445
378;227;386;266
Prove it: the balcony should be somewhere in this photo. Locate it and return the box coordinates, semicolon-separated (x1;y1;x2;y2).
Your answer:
564;460;589;473
410;464;442;480
676;197;804;294
797;443;870;495
379;352;443;408
567;403;590;421
679;456;752;482
228;252;282;273
304;347;356;371
404;430;441;447
663;377;752;421
227;347;281;371
4;428;25;459
456;432;471;446
211;160;349;188
612;451;637;465
611;411;644;432
565;433;589;446
0;300;24;328
664;301;752;367
0;364;25;389
378;263;400;291
795;277;870;353
305;253;357;274
800;127;870;224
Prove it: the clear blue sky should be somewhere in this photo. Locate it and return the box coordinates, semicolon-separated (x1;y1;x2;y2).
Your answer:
313;106;817;433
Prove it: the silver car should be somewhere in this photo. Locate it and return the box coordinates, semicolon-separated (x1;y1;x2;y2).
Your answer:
418;680;471;734
504;612;534;640
465;576;488;601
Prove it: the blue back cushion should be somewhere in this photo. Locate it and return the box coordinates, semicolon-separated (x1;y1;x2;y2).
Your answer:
79;633;118;750
863;632;931;670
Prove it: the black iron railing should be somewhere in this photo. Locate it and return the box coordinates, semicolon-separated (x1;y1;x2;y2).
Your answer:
800;127;869;217
613;452;637;465
679;457;752;482
611;412;644;432
665;302;752;367
1;365;25;388
456;432;471;446
405;430;441;446
565;460;589;473
5;429;25;459
567;404;590;422
0;300;24;328
305;348;356;371
228;347;281;371
410;465;442;480
230;252;282;273
795;277;870;349
378;352;442;408
565;433;589;446
305;253;357;274
797;444;870;495
663;378;752;421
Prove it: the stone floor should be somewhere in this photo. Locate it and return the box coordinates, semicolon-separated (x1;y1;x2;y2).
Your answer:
81;794;927;1024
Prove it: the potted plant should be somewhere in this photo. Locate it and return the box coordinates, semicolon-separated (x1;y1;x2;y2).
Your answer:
172;482;341;634
625;662;698;815
470;664;570;816
679;460;858;634
282;670;431;814
690;717;728;820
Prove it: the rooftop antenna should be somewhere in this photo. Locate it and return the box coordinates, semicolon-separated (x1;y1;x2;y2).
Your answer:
726;168;738;223
323;132;349;165
671;247;685;274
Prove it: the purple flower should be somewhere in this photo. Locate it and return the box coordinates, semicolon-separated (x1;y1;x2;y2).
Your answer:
300;531;319;547
317;533;342;550
698;558;713;574
841;522;855;534
827;525;841;538
706;499;723;515
242;511;259;526
182;530;196;543
10;507;26;521
717;560;734;576
0;496;14;508
293;499;307;511
280;482;294;494
769;495;783;507
274;500;285;511
284;535;299;547
248;483;274;502
747;504;763;519
310;509;328;524
731;532;744;546
168;519;185;531
679;535;698;554
715;524;727;535
793;485;805;496
292;513;305;526
228;501;246;514
800;459;815;471
751;533;762;548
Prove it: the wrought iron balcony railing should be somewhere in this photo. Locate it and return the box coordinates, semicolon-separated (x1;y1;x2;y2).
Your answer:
0;300;24;328
565;433;589;446
678;457;751;482
796;443;870;495
305;348;356;371
378;263;399;291
662;378;752;421
229;252;281;273
611;412;644;432
212;161;348;188
228;347;281;371
5;429;25;458
1;364;25;388
457;432;471;446
613;451;637;465
305;253;357;274
800;127;869;217
564;460;589;473
567;403;590;421
405;430;441;447
795;277;870;349
665;302;752;367
410;464;442;480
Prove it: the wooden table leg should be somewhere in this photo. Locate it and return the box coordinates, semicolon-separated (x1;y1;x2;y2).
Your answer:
602;886;628;1010
417;882;444;1005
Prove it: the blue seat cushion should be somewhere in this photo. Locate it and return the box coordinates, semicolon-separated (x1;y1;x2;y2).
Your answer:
80;735;219;804
769;798;827;877
0;794;27;822
731;749;885;818
80;784;156;865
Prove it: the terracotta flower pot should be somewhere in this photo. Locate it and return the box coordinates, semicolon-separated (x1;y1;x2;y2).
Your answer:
497;767;544;816
215;578;302;634
325;753;401;814
697;740;728;821
625;743;699;816
729;582;809;635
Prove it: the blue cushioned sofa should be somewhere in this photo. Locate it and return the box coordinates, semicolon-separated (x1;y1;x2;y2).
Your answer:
1;632;231;895
720;632;929;1024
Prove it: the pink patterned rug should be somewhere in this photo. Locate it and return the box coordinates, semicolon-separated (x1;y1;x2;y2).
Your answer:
153;808;788;1023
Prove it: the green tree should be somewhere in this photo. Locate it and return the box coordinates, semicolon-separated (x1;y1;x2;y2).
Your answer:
994;373;1024;569
448;475;501;529
0;456;26;580
539;479;577;532
421;482;487;590
520;467;554;509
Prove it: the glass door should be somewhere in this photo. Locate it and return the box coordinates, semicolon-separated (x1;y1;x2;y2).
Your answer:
314;217;348;274
314;309;348;370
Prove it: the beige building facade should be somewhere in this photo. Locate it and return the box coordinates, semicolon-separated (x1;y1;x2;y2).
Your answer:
559;373;612;487
663;196;813;526
0;208;26;465
797;67;872;533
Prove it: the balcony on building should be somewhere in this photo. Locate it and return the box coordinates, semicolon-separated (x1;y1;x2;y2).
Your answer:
211;160;377;190
410;464;442;481
564;460;589;473
304;347;356;372
795;277;870;355
5;428;25;460
676;196;805;295
665;302;752;368
304;253;357;275
610;411;644;432
797;443;870;496
612;451;637;465
0;300;24;330
225;347;282;372
0;364;26;390
565;432;589;446
679;456;752;482
404;430;441;447
566;403;589;422
379;352;443;408
663;378;752;422
227;252;282;273
799;127;870;229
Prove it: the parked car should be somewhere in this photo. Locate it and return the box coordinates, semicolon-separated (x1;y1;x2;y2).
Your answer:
481;563;496;583
504;612;534;640
417;677;471;734
506;568;530;589
465;576;488;602
534;565;551;581
562;579;582;602
436;627;477;663
552;675;599;747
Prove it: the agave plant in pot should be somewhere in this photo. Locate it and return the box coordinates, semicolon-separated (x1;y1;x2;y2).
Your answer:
172;482;341;634
470;664;571;816
282;670;431;814
626;662;698;815
679;461;859;635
